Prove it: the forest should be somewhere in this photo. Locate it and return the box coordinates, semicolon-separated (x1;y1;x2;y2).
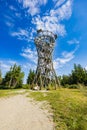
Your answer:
0;63;87;89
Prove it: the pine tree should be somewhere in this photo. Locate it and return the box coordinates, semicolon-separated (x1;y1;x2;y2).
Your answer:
2;64;24;88
27;69;35;85
0;69;2;84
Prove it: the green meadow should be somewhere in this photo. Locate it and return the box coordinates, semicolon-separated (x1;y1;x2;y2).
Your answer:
28;88;87;130
0;88;87;130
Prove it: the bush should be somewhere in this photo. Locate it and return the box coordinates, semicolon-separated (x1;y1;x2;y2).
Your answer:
22;84;31;89
0;85;8;89
63;84;69;88
63;84;79;89
68;84;79;89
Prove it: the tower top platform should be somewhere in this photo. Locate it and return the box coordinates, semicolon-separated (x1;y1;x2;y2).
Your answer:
34;29;58;45
36;29;57;39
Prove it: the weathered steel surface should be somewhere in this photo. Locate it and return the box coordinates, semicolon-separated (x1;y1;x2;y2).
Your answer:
34;30;59;88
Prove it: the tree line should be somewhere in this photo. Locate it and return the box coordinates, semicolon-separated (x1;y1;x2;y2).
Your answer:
60;64;87;88
0;64;24;89
0;64;35;89
0;63;87;89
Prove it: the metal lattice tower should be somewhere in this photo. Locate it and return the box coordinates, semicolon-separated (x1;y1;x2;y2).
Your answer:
34;29;59;89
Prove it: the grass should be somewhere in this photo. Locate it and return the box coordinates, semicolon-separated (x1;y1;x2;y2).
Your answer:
28;88;87;130
0;89;24;98
0;88;87;130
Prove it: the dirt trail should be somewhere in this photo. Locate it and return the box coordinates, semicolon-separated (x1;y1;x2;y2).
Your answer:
0;94;54;130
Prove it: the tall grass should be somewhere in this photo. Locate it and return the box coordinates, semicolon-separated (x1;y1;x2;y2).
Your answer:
29;88;87;130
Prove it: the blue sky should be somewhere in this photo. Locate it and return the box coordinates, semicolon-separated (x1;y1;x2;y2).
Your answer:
0;0;87;83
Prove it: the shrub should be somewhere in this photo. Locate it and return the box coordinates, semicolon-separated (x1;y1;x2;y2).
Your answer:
63;84;69;88
0;85;11;89
22;84;31;89
68;84;79;89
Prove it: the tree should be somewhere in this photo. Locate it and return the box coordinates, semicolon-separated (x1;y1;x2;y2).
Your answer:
71;64;86;84
60;64;87;86
27;69;35;85
2;64;24;88
0;69;2;84
61;75;70;86
83;68;87;86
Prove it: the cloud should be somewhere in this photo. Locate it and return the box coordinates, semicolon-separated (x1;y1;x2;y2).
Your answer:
23;63;36;70
4;15;15;23
53;42;79;70
32;15;66;35
0;60;17;69
32;0;73;36
10;28;32;42
85;66;87;70
0;63;10;71
10;28;36;42
5;0;73;41
9;5;17;11
4;14;16;29
18;0;47;16
67;39;80;45
5;21;14;27
50;0;72;20
53;51;74;69
20;47;37;64
57;0;72;20
0;60;18;77
11;29;28;36
54;0;66;7
15;12;21;18
9;5;21;17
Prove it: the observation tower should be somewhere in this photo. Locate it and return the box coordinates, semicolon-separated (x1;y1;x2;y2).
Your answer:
34;29;59;89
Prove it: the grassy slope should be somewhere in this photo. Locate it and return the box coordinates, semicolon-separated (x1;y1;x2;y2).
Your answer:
29;88;87;130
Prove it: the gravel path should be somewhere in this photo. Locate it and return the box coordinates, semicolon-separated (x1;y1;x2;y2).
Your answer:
0;94;54;130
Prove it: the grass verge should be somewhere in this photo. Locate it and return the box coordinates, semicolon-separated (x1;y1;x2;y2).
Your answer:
0;89;25;98
28;88;87;130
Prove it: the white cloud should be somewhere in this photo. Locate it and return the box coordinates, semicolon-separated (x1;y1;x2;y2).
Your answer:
15;12;21;18
18;0;47;16
50;0;72;20
53;42;79;70
67;39;80;45
10;29;29;40
0;60;17;69
9;5;17;11
32;0;73;36
53;51;74;69
85;66;87;70
56;0;72;20
0;60;18;77
32;15;66;35
5;21;14;27
11;28;35;42
4;15;15;29
1;63;10;71
11;29;28;37
4;15;15;23
55;0;66;7
6;0;73;40
23;63;36;70
8;60;17;65
28;7;39;16
20;47;37;64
